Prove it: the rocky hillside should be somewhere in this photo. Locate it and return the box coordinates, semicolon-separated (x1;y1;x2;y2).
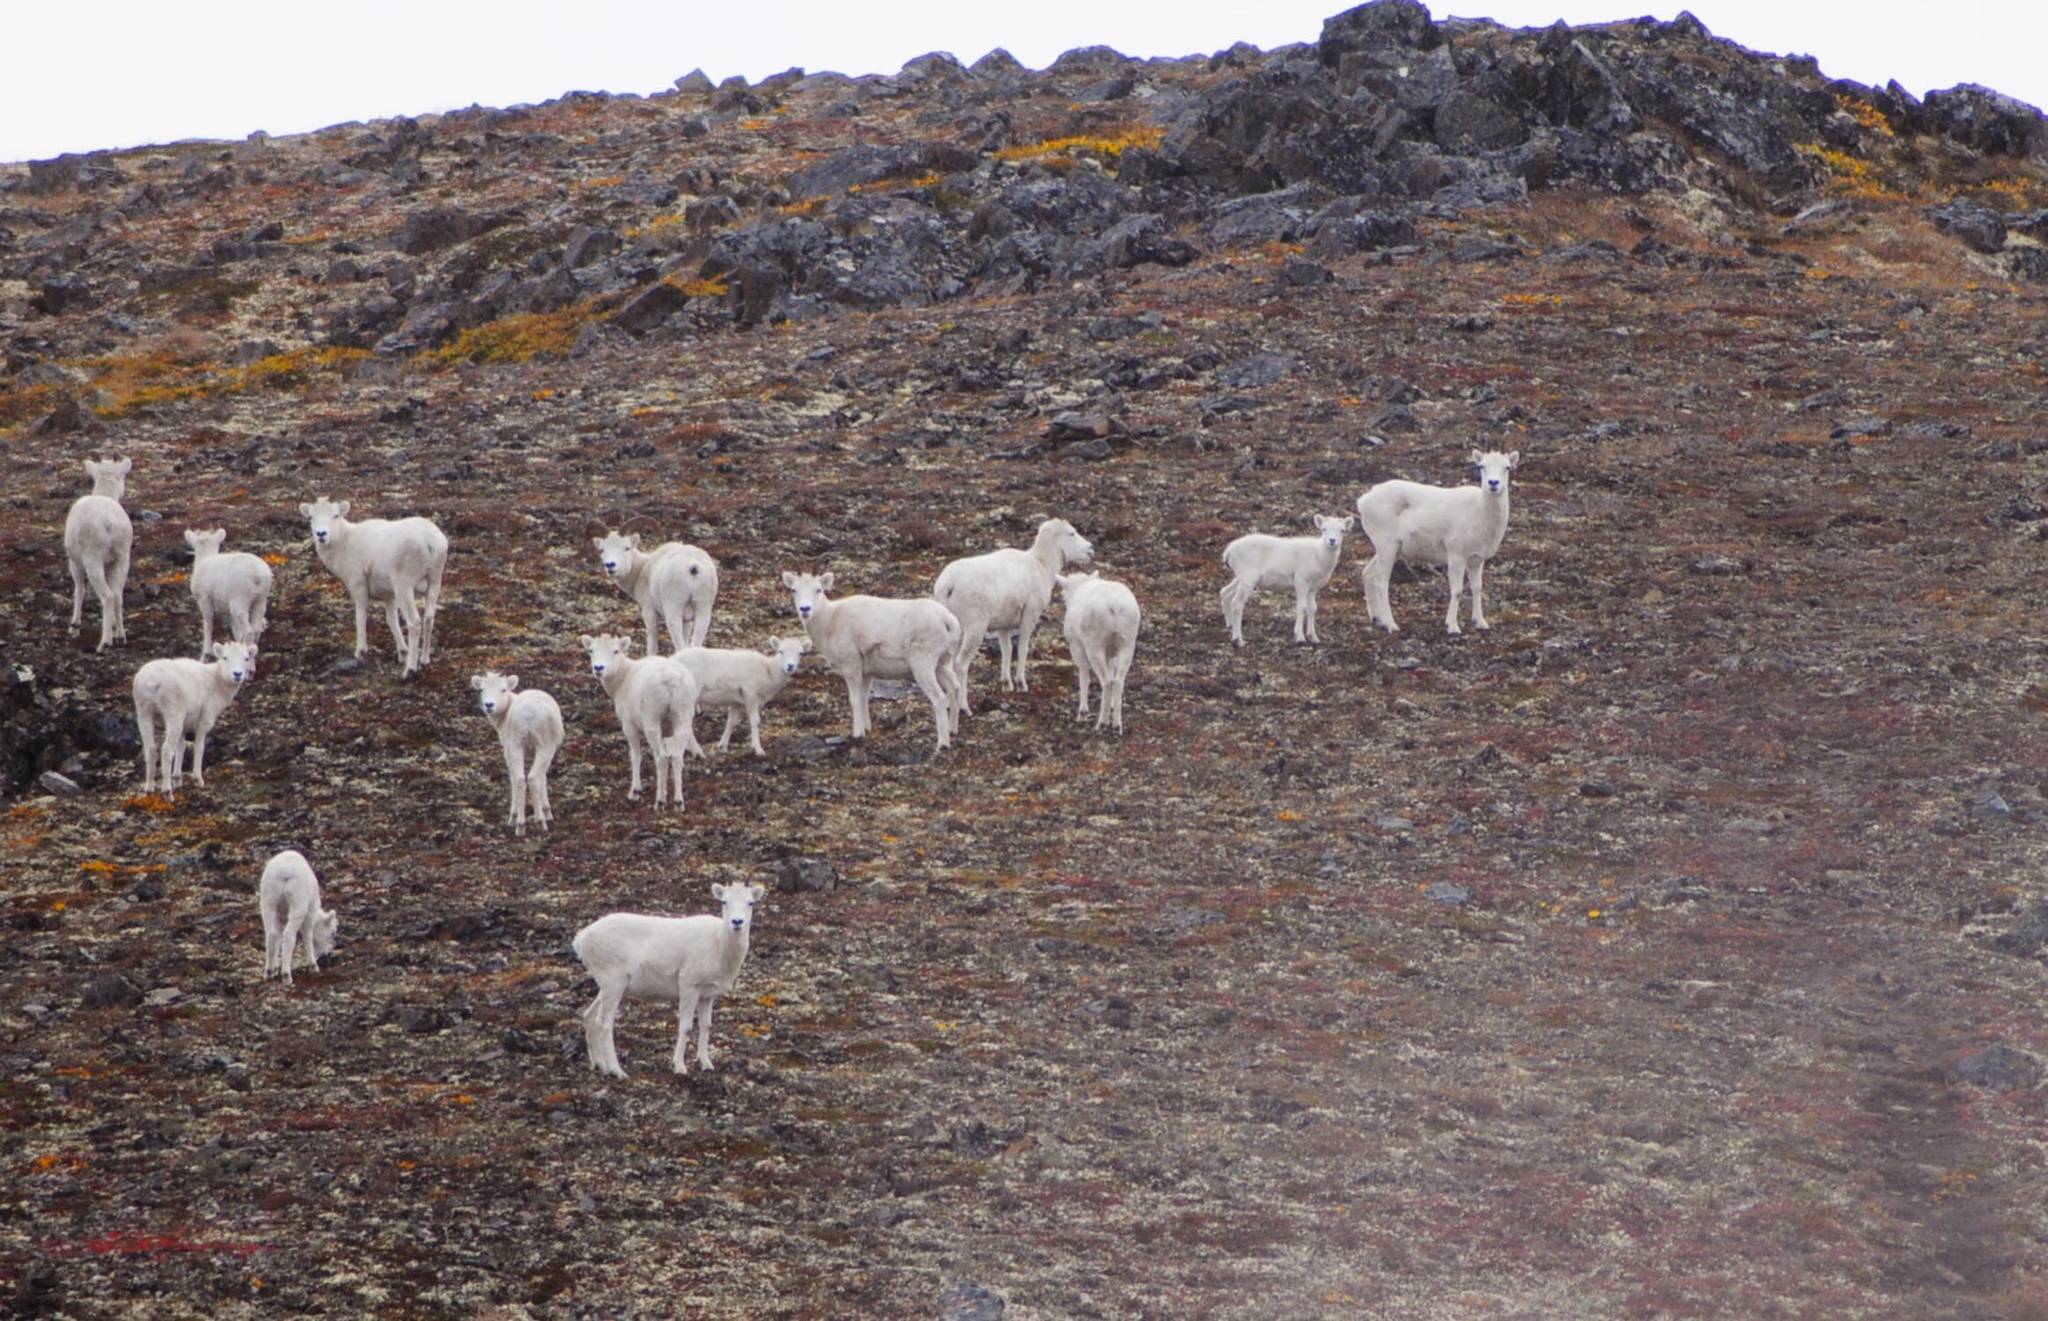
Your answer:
5;2;2048;1315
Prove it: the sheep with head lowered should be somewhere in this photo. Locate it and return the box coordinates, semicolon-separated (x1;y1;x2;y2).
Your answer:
581;633;703;811
1355;449;1520;635
1054;572;1141;734
572;882;765;1077
1219;514;1354;646
184;528;273;659
783;571;961;751
299;497;448;676
933;516;1093;716
64;457;134;652
258;849;339;985
592;529;719;653
674;636;809;756
470;671;564;836
132;640;257;798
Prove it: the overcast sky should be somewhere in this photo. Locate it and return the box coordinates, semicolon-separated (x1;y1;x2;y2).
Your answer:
2;1;2042;164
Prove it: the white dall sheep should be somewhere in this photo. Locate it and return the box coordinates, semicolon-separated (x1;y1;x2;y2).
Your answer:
1220;514;1355;646
1356;450;1520;635
573;883;765;1077
1055;572;1141;734
675;637;809;756
258;849;339;985
471;671;564;836
581;633;703;810
132;640;257;798
300;498;448;676
783;571;962;751
64;457;133;652
593;529;719;653
933;517;1093;715
184;528;273;659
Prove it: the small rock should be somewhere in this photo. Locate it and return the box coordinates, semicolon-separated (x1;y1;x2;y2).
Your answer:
776;857;841;893
143;987;182;1007
320;655;366;679
1425;883;1471;906
1689;554;1748;576
81;972;143;1009
37;771;81;796
938;1280;1006;1321
1830;414;1891;439
1044;412;1114;441
1062;438;1113;461
1952;1044;2044;1092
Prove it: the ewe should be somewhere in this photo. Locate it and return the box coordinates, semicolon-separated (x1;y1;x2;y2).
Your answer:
572;882;765;1077
258;849;339;985
1355;450;1520;635
184;528;272;659
783;571;961;751
581;633;702;810
132;640;257;798
471;671;564;836
933;517;1093;714
592;529;719;653
64;457;133;652
1054;572;1141;734
675;636;810;756
300;498;448;676
1220;514;1354;646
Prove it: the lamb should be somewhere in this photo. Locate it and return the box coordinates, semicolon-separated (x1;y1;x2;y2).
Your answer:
1054;572;1141;734
258;849;339;985
592;529;719;654
572;882;765;1077
674;637;809;756
299;498;449;676
131;640;257;798
63;457;133;652
470;671;564;836
783;571;962;750
1355;450;1520;635
1219;514;1355;646
933;517;1093;715
581;633;703;811
184;528;273;659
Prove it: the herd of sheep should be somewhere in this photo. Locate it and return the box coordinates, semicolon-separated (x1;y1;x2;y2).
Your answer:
54;446;1519;1076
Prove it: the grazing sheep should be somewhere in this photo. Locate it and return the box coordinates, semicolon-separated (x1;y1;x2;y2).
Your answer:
592;529;719;653
132;640;257;798
572;882;765;1077
1220;514;1355;646
184;528;273;659
64;457;133;652
258;849;339;985
1055;572;1141;734
783;571;962;751
299;498;448;676
581;633;702;811
933;517;1094;715
675;637;809;756
471;671;564;836
1356;450;1520;635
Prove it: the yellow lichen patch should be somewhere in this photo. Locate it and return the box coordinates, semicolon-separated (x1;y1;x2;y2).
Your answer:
261;553;288;567
1835;92;1895;138
0;382;58;429
995;126;1165;165
668;274;729;298
90;344;369;419
121;794;178;814
1798;144;1904;202
420;297;609;368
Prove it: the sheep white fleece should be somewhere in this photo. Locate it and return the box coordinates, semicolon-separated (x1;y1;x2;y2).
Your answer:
300;498;448;676
1220;514;1354;645
593;530;719;653
471;671;564;836
258;849;339;985
132;640;257;798
64;457;133;652
674;637;808;756
572;883;765;1076
784;572;962;750
1355;449;1519;635
1055;572;1141;734
184;528;273;658
933;517;1094;715
581;633;703;810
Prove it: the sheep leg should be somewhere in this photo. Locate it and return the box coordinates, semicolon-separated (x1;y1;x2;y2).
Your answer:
198;602;216;659
188;714;216;788
640;602;662;659
658;602;688;656
68;555;85;628
687;598;712;648
1292;582;1312;644
251;595;268;647
394;585;423;676
582;983;627;1077
229;601;253;649
527;740;556;831
716;708;737;753
161;708;188;792
505;741;528;834
912;658;950;751
1468;558;1490;630
1306;583;1324;644
261;901;280;978
1015;607;1047;691
137;706;158;794
747;704;767;757
1220;580;1246;646
1072;637;1093;722
623;724;644;800
674;985;701;1072
349;584;371;657
843;674;867;740
695;991;720;1072
1364;552;1399;633
1108;636;1132;734
419;562;443;665
278;913;299;986
110;543;130;642
935;660;961;742
948;609;986;714
383;599;406;660
1444;560;1467;635
83;553;116;651
666;733;686;812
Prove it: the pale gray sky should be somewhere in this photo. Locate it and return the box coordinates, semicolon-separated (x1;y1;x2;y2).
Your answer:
2;1;2042;164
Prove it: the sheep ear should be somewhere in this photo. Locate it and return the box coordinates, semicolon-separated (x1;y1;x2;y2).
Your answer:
115;458;132;474
710;883;727;900
627;533;641;549
336;501;350;517
819;572;834;592
591;536;604;550
504;675;519;691
298;502;314;517
1341;515;1356;531
1469;448;1485;465
1506;450;1520;469
580;634;596;649
748;884;765;901
781;571;799;588
470;675;485;690
184;529;200;546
